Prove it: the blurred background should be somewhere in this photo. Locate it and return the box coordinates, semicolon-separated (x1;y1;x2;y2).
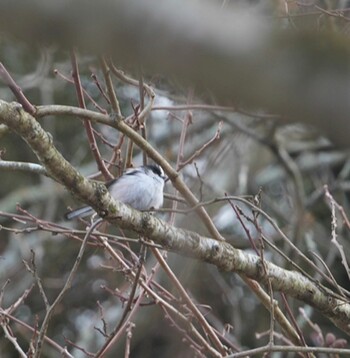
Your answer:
1;0;350;357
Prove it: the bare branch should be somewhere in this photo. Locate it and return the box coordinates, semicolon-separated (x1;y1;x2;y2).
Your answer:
2;99;350;336
0;62;36;114
34;219;102;357
0;160;48;176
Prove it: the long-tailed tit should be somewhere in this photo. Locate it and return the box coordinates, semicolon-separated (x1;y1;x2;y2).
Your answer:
65;164;165;220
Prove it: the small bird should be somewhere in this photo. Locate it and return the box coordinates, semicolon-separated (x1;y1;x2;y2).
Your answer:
65;164;165;220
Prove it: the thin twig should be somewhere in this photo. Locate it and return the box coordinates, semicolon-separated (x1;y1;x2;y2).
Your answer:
228;344;350;357
324;185;350;281
124;322;135;358
99;56;121;117
95;236;222;358
22;250;50;309
34;218;102;357
70;50;113;180
1;324;27;358
170;89;194;224
95;244;146;355
179;121;222;169
0;279;11;306
0;62;36;114
151;247;227;355
280;293;310;357
0;308;74;357
53;69;107;114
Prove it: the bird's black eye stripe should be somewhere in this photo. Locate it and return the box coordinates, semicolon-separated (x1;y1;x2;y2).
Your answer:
120;165;164;178
147;164;163;177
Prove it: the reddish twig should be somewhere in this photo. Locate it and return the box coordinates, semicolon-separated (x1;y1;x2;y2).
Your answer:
91;72;111;105
280;293;309;355
33;218;103;357
63;337;95;357
151;247;227;355
99;56;121;117
225;197;259;255
0;62;36;114
96;244;146;355
70;50;113;180
54;69;107;114
179;121;222;169
169;89;194;224
138;68;148;165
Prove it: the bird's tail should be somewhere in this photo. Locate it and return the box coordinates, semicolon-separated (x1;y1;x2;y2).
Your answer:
64;206;94;220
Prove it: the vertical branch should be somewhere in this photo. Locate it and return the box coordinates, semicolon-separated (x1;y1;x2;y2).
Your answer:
125;137;134;168
324;185;350;280
108;60;156;167
275;145;305;245
124;322;135;358
70;50;113;180
100;57;127;168
169;89;193;225
138;66;148;165
99;56;122;117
